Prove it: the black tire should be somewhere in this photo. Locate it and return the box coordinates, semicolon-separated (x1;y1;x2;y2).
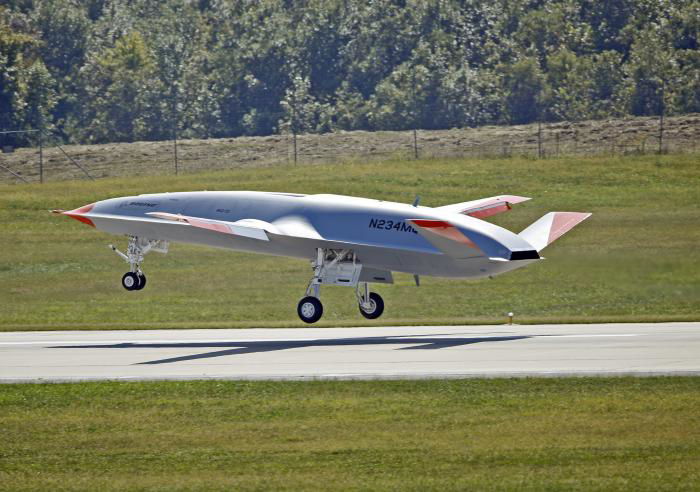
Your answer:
297;296;323;324
359;292;384;319
134;273;147;290
121;272;139;291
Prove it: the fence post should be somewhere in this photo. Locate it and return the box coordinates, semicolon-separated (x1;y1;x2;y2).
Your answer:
173;129;178;175
292;129;298;165
658;86;665;155
39;129;44;184
412;128;418;159
411;63;419;160
537;121;543;158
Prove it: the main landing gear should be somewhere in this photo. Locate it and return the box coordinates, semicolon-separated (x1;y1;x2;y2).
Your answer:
110;236;168;291
297;248;385;324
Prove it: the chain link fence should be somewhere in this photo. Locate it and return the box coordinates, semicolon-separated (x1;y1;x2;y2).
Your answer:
1;114;698;185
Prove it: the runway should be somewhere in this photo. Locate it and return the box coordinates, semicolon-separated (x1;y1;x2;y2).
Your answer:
1;322;699;383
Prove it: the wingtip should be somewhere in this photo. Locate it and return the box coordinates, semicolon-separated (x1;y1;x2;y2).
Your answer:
504;195;531;204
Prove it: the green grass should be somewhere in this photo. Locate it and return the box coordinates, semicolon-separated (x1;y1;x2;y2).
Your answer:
1;153;699;330
1;378;699;490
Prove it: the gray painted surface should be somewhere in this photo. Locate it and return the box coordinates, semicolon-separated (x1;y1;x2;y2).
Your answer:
1;322;698;383
74;191;549;278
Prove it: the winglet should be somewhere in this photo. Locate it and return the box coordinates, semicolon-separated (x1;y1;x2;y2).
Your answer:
436;195;530;219
519;212;591;252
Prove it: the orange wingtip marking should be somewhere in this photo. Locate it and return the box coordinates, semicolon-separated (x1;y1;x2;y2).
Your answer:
411;219;452;228
467;203;511;219
411;219;479;249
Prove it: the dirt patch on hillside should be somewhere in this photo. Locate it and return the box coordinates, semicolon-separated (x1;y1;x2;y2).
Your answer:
1;114;698;184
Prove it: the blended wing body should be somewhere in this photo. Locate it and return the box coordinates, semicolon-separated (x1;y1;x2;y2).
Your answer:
55;190;590;323
59;192;545;277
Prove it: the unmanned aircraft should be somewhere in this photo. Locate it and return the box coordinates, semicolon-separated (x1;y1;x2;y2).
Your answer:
53;191;590;323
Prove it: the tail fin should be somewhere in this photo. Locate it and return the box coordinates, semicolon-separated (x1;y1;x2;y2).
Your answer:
519;212;591;252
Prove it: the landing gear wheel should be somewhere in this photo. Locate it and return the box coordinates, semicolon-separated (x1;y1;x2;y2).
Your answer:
297;296;323;324
359;292;384;320
134;273;147;290
121;272;139;291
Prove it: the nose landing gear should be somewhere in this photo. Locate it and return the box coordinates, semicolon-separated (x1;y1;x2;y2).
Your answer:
121;271;146;291
110;236;168;291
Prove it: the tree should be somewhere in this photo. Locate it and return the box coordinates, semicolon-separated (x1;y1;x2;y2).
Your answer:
23;59;57;138
627;26;677;116
30;0;90;138
281;68;332;135
78;31;162;142
501;57;546;124
0;7;55;145
2;0;700;146
541;48;593;122
588;50;627;118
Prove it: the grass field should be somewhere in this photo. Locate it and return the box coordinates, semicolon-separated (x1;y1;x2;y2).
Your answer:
1;153;699;330
1;378;699;490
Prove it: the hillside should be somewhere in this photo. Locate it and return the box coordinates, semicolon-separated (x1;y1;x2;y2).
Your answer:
1;114;698;184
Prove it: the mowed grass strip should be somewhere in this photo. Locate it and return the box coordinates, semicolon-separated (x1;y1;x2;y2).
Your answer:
1;378;699;490
1;153;699;329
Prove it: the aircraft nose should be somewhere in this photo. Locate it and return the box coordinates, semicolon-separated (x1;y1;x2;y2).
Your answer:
52;203;96;227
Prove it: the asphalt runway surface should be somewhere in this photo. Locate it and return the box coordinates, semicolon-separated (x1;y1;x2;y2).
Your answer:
1;322;698;383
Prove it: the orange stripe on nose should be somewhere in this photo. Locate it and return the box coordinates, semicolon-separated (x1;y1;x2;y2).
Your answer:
62;203;96;227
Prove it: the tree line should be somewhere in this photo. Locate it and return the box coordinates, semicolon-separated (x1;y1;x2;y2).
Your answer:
1;0;698;147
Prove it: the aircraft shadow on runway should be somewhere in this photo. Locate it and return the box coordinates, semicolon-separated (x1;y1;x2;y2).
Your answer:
51;334;530;365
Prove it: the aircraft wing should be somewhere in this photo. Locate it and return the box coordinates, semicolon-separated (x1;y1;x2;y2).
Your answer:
435;195;530;219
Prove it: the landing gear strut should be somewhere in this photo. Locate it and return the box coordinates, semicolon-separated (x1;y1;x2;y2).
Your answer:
297;248;385;323
110;236;168;291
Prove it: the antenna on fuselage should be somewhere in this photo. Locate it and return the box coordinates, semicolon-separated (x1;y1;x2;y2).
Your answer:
412;195;421;207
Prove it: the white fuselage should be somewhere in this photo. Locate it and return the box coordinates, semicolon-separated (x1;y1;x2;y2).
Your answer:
86;191;539;278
